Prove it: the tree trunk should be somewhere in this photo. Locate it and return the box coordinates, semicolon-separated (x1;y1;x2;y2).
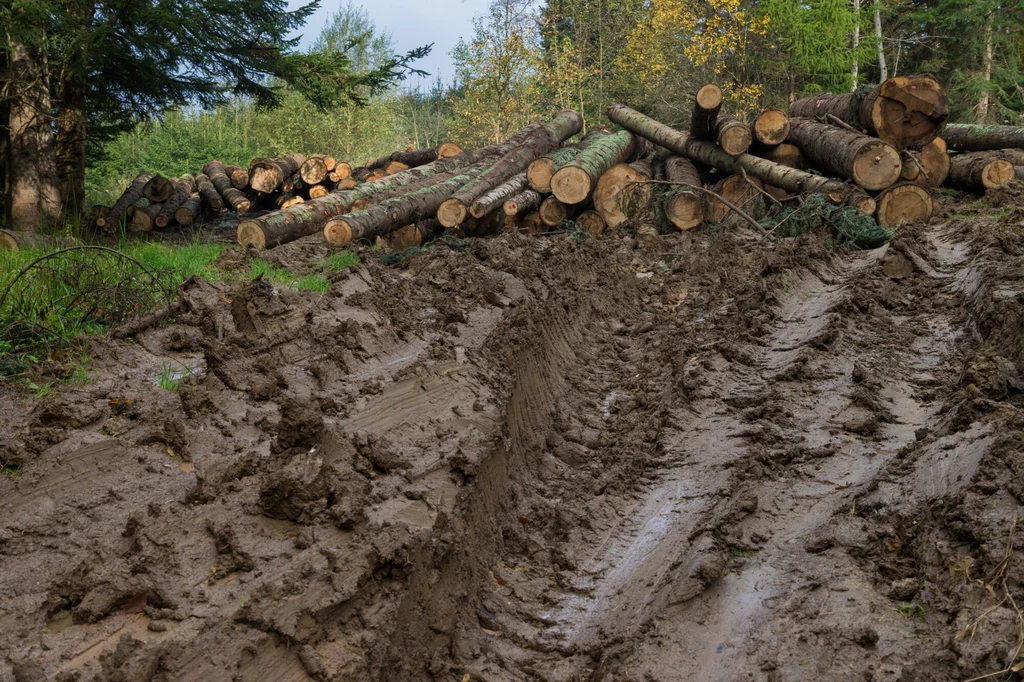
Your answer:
790;75;949;147
575;210;606;235
300;156;329;185
6;40;62;231
324;163;491;246
130;201;162;232
155;175;196;228
143;175;175;203
470;172;528;218
437;111;584;227
941;123;1024;152
978;9;994;121
593;160;652;228
223;164;249;189
503;188;542;216
715;115;752;155
876;183;933;227
691;84;723;139
366;145;454;171
249;153;307;193
550;130;638;204
203;161;252;213
852;0;861;89
607;104;864;205
946;151;1015;191
0;229;76;251
751;109;790;146
237;144;505;250
195;173;224;213
539;195;569;226
706;175;765;225
874;1;887;81
662;156;704;230
175;194;203;225
53;1;94;217
903;137;950;188
787;118;902;190
100;171;155;229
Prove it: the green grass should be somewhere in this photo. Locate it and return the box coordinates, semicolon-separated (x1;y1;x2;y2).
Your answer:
1;460;22;479
323;250;359;272
248;259;330;293
157;361;196;391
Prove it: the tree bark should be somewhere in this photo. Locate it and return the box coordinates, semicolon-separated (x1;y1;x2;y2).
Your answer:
593;160;652;228
787;118;902;190
130;201;162;232
5;39;62;231
126;197;150;221
366;145;452;171
994;149;1024;165
195;173;224;212
946;151;1015;191
941;123;1024;152
223;164;249;189
143;175;175;203
527;147;580;193
100;172;155;229
155;175;196;228
53;1;95;217
751;109;790;146
575;210;606;235
470;172;528;218
978;9;994;121
503;188;542;216
691;84;723;139
175;194;203;226
203;161;252;213
437;111;584;227
874;1;887;81
550;130;638;204
715;114;752;155
662;156;704;230
790;75;949;147
876;183;933;227
249;153;307;193
852;0;861;89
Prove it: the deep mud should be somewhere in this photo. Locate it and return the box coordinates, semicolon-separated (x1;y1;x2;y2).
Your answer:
2;190;1023;682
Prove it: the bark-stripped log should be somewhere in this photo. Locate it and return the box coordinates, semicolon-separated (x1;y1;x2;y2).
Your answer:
223;164;249;189
470;172;529;218
143;175;174;203
550;129;638;204
786;118;902;190
437;111;584;227
608;104;870;211
249;153;307;193
155;174;196;228
175;195;203;226
752;108;790;146
691;84;723;139
503;188;542;216
300;156;329;185
101;172;154;229
715;115;752;156
941;123;1024;152
790;76;949;148
575;210;606;235
203;161;252;213
876;184;934;227
195;173;224;212
662;156;704;230
946;151;1015;191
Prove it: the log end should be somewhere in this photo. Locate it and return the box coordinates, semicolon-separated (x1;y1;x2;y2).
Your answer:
695;84;723;111
539;197;568;226
154;215;170;229
877;184;933;228
503;200;519;216
665;192;704;230
437;142;464;158
300;158;328;185
527;158;555;193
852;141;903;191
323;219;354;246
237;221;268;250
753;108;790;146
438;198;468;228
870;75;950;148
594;163;650;228
635;224;660;247
720;126;752;156
846;193;877;217
550;166;592;205
575;210;606;235
982;159;1015;189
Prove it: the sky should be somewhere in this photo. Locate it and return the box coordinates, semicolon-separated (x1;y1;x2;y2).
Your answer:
289;0;492;88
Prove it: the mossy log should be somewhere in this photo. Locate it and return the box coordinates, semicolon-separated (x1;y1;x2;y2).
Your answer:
550;129;639;204
470;172;529;218
941;123;1024;152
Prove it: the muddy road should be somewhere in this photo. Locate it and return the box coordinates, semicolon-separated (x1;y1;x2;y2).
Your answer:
2;193;1023;681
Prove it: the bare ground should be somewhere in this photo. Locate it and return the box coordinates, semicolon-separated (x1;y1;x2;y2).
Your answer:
1;189;1023;682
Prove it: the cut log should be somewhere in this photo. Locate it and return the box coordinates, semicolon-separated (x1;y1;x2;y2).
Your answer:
539;195;569;226
369;169;387;181
238;143;507;250
203;160;252;213
518;211;543;234
308;184;329;199
706;175;765;224
352;167;373;182
941;123;1024;152
437;111;584;227
175;194;203;226
322;156;336;172
635;224;660;247
274;194;305;210
367;145;458;172
1015;166;1024;181
195;173;224;212
575;210;606;235
337;178;357;190
333;162;353;180
662;156;704;230
384;161;410;175
994;149;1024;165
249;153;307;193
787;118;901;190
130;201;162;232
143;175;174;203
715;115;752;155
155;174;196;228
438;142;463;158
903;138;950;188
593;160;652;228
503;188;542;216
300;156;329;185
223;164;249;189
752;108;790;146
946;151;1015;191
281;173;298;194
528;147;580;193
126;197;150;220
86;205;110;231
550;130;639;204
691;84;723;139
760;143;808;170
608;104;865;207
876;184;933;227
324;162;492;246
0;230;76;251
470;172;529;218
102;171;154;229
790;75;949;148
